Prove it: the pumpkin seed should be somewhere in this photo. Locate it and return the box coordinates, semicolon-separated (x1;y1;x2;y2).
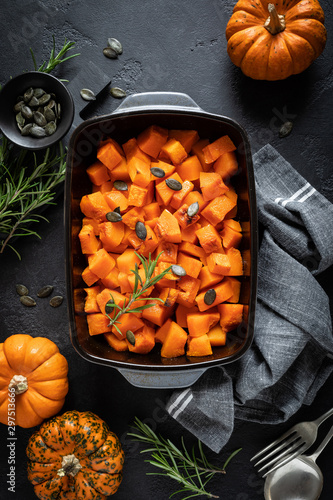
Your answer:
28;96;40;108
171;264;187;277
30;125;47;138
44;121;57;136
103;47;118;59
165;178;182;191
44;106;56;122
80;88;96;101
37;285;54;298
21;105;33;120
110;87;126;99
49;295;63;308
279;121;293;138
106;211;122;222
150;167;165;178
21;123;34;136
135;221;147;241
16;112;25;128
20;295;36;307
113;206;121;215
187;201;199;217
38;93;51;106
16;284;29;296
107;37;123;55
113;180;128;191
126;330;136;346
105;299;115;314
33;111;47;127
56;103;61;120
14;100;24;113
204;288;216;305
23;87;34;102
33;88;45;98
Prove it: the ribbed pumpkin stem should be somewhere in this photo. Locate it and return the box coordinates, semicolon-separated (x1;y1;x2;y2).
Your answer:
264;3;286;35
57;454;82;477
8;375;28;395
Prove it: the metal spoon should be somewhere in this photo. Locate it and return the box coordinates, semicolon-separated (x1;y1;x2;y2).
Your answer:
264;424;333;500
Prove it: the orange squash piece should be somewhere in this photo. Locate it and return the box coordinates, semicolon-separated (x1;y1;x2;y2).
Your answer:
161;321;188;358
155;209;182;243
111;312;144;339
169;129;199;153
86;160;110;186
206;252;231;275
187;310;220;337
195;279;233;311
155;318;173;344
116;249;141;274
104;332;128;351
80;191;111;222
142;299;175;327
84;286;101;313
195;225;222;253
202;135;236;163
97;141;124;171
78;224;100;254
96;288;127;315
178;241;207;265
183;190;208;211
207;324;227;346
176;275;201;308
110;156;131;181
175;304;199;328
214;151;238;180
150;160;176;182
177;252;202;279
170;180;194;210
82;217;100;236
122;137;151;164
127;183;149;207
137;125;168;158
159;287;179;308
223;247;243;276
187;334;213;357
201;195;237;226
101;267;120;289
122;207;145;229
144;202;161;220
155;173;183;206
127;156;151;187
218;303;244;333
220;225;242;249
191;138;214;171
173;204;200;230
224;277;241;303
118;271;132;294
199;172;229;201
177;155;203;182
160;138;188;165
127;324;156;354
99;221;125;252
87;313;113;336
104;190;129;212
198;266;222;291
88;248;116;279
82;266;99;286
181;222;201;244
156;241;178;264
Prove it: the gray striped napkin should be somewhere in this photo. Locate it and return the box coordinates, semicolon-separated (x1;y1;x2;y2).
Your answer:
166;144;333;453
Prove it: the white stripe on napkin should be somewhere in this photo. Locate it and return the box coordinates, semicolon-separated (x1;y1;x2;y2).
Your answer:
168;388;191;413
274;182;315;207
171;393;193;419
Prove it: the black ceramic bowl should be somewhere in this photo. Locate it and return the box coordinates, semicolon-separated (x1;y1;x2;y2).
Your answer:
0;71;74;150
65;92;258;389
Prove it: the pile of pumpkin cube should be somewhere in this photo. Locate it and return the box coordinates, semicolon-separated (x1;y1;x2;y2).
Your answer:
78;125;246;358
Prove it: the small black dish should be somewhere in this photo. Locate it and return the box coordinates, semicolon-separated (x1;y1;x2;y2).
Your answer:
0;71;74;150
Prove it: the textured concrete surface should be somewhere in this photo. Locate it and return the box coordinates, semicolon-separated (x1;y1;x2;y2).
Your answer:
1;1;333;499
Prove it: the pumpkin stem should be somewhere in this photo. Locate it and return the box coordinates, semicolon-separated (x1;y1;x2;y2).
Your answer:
264;3;286;35
8;375;28;395
57;454;82;478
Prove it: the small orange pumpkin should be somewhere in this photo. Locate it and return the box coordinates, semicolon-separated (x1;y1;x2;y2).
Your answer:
26;410;124;499
0;334;68;428
225;0;327;80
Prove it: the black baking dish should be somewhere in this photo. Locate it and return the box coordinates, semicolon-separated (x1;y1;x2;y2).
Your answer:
65;92;257;388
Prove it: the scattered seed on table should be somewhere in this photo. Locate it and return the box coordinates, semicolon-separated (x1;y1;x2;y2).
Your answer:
107;38;123;55
103;47;118;59
279;121;293;138
110;87;126;99
80;88;96;101
37;285;54;298
49;296;63;308
20;296;36;307
16;284;29;296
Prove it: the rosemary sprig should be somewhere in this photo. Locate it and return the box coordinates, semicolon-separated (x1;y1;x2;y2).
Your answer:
0;137;66;258
105;252;171;336
30;35;80;74
128;417;242;499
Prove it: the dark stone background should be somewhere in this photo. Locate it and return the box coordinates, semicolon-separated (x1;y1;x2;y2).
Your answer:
1;1;333;499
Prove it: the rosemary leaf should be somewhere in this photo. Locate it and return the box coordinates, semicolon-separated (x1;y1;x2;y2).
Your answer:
129;417;241;499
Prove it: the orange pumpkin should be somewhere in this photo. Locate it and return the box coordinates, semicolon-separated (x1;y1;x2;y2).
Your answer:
225;0;327;80
26;410;124;499
0;334;68;428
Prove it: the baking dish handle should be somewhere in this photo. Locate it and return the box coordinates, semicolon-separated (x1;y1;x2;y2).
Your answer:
118;367;206;389
112;91;203;114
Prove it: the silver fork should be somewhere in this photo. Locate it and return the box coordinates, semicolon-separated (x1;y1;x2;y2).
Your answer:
251;407;333;478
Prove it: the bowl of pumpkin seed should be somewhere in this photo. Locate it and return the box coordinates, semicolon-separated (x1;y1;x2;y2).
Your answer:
0;71;74;150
